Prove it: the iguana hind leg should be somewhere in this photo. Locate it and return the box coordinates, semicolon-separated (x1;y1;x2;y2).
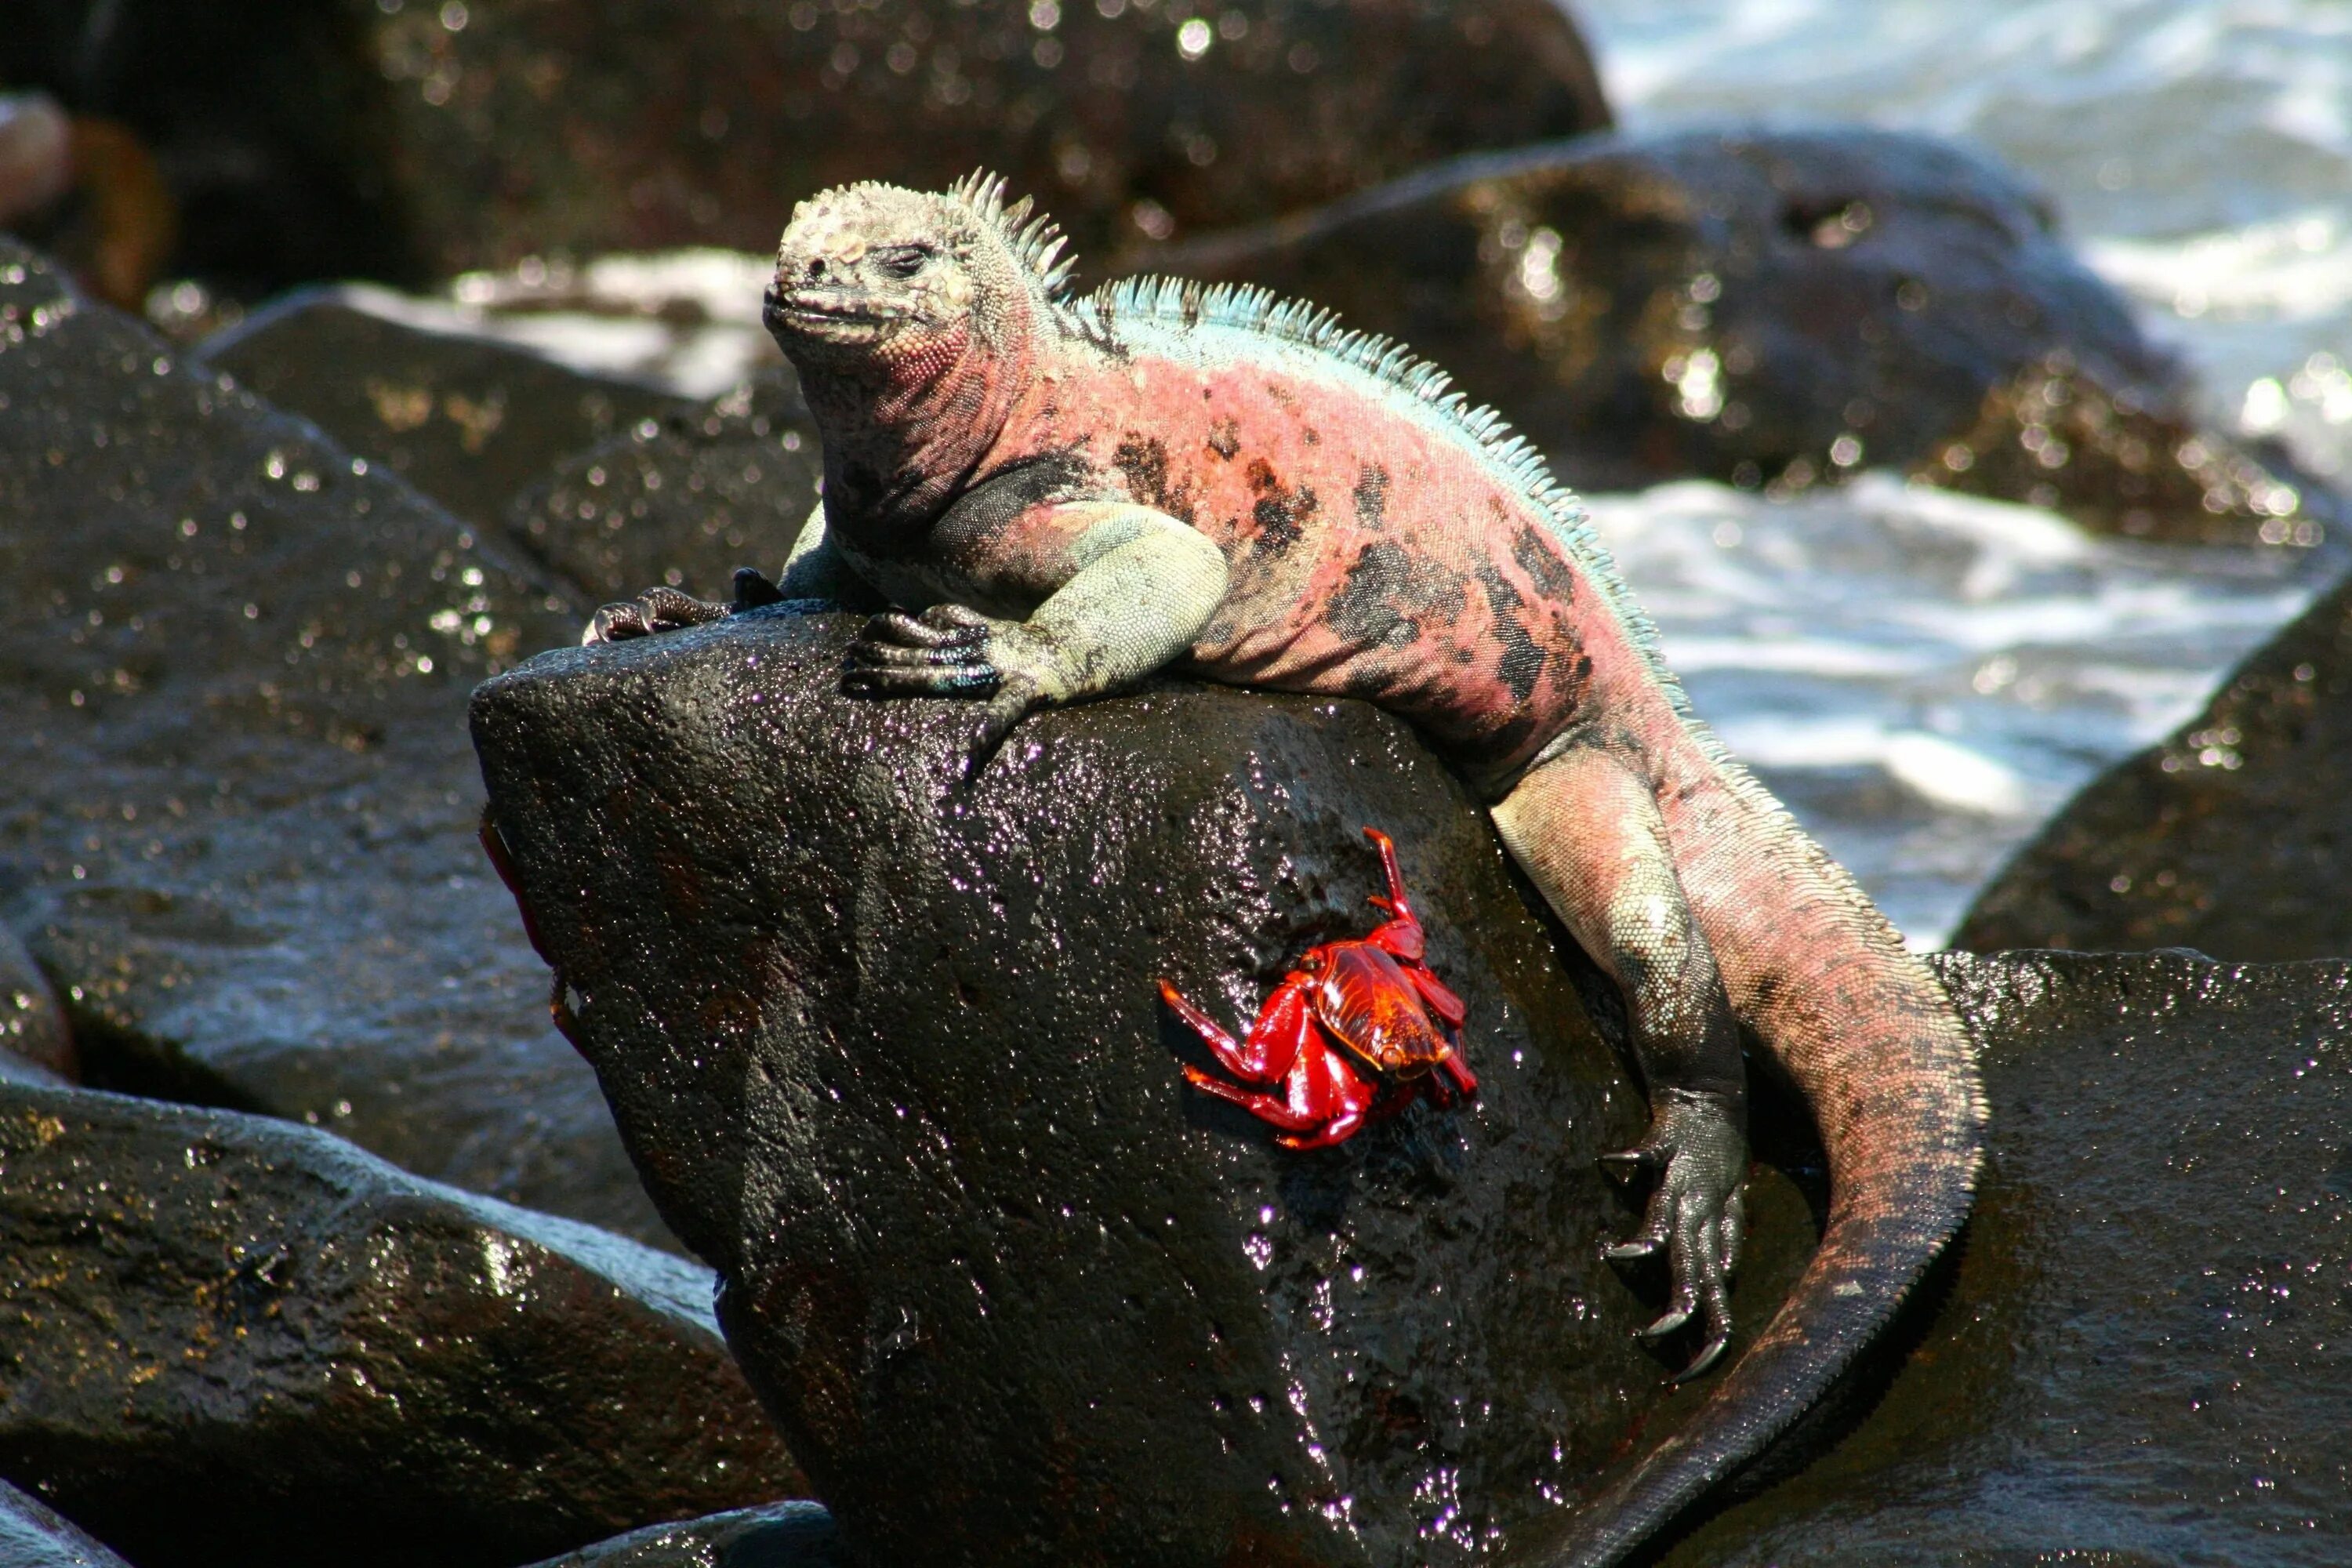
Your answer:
1492;742;1749;1380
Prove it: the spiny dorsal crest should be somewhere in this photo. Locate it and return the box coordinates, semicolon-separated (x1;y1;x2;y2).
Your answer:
946;169;1075;299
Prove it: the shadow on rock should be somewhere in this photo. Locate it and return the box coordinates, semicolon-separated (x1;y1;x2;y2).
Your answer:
0;240;674;1246
1955;565;2352;960
1149;126;2339;553
0;1081;805;1568
469;608;1833;1567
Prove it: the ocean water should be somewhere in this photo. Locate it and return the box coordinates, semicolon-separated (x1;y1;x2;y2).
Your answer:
415;0;2352;945
1568;0;2352;942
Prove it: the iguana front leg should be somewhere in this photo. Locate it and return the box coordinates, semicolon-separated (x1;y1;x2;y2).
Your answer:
843;502;1229;775
1491;742;1750;1379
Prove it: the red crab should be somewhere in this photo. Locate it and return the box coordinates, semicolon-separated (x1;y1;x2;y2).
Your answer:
1158;827;1477;1149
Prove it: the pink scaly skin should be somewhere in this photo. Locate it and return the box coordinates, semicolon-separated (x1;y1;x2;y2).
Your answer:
586;174;1987;1566
1160;826;1478;1151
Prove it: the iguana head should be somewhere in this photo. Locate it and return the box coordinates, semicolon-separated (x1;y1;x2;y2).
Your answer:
764;173;1070;378
764;175;1075;520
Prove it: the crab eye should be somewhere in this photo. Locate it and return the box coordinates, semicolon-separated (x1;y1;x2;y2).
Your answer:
876;245;931;279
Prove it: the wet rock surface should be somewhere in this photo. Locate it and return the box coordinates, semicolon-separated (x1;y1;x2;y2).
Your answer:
1955;568;2352;961
0;241;673;1244
0;931;73;1085
476;612;2352;1565
471;608;1824;1568
0;1479;127;1568
1156;126;2338;550
195;289;697;541
521;1502;845;1568
0;1081;805;1568
1664;949;2352;1566
508;373;822;604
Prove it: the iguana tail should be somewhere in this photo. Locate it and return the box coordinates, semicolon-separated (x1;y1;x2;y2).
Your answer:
1549;772;1987;1566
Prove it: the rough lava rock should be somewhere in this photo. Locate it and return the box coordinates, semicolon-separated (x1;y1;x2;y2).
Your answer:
1662;949;2352;1565
520;1502;845;1568
194;288;698;541
0;1479;127;1568
471;608;1821;1568
1955;568;2352;960
506;373;824;605
1153;126;2339;552
0;1081;805;1568
0;239;672;1244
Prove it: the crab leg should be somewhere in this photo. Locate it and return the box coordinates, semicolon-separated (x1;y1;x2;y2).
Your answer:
1158;977;1311;1085
1180;1062;1330;1134
1407;963;1468;1029
1361;826;1429;964
1271;1035;1382;1150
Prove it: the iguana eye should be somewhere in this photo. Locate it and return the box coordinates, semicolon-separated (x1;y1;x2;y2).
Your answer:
875;245;932;279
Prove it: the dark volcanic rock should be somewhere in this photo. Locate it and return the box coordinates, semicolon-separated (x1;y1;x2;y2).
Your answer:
1955;570;2352;960
195;289;698;540
0;1479;126;1568
0;1081;805;1568
0;240;673;1243
0;0;1609;293
1663;949;2352;1565
1157;126;2338;550
368;0;1608;274
521;1502;845;1568
475;612;2352;1563
7;0;1606;291
471;610;1828;1568
507;373;823;604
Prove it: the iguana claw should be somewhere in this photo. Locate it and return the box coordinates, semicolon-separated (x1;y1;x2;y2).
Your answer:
583;569;794;644
584;585;733;644
842;604;1004;696
1601;1087;1748;1382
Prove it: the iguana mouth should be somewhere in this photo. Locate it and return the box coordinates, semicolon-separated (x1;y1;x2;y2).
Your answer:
765;288;906;331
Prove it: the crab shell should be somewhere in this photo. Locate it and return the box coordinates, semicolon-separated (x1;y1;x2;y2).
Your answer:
1302;944;1461;1078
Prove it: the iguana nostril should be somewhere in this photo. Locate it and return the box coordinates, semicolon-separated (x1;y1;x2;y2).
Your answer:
810;258;827;278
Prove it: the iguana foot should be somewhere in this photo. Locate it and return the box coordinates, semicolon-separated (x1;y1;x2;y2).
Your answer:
585;586;730;644
842;604;1051;779
1600;1086;1748;1381
583;569;796;644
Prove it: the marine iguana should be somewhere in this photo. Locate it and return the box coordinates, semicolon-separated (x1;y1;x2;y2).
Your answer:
586;173;1987;1566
